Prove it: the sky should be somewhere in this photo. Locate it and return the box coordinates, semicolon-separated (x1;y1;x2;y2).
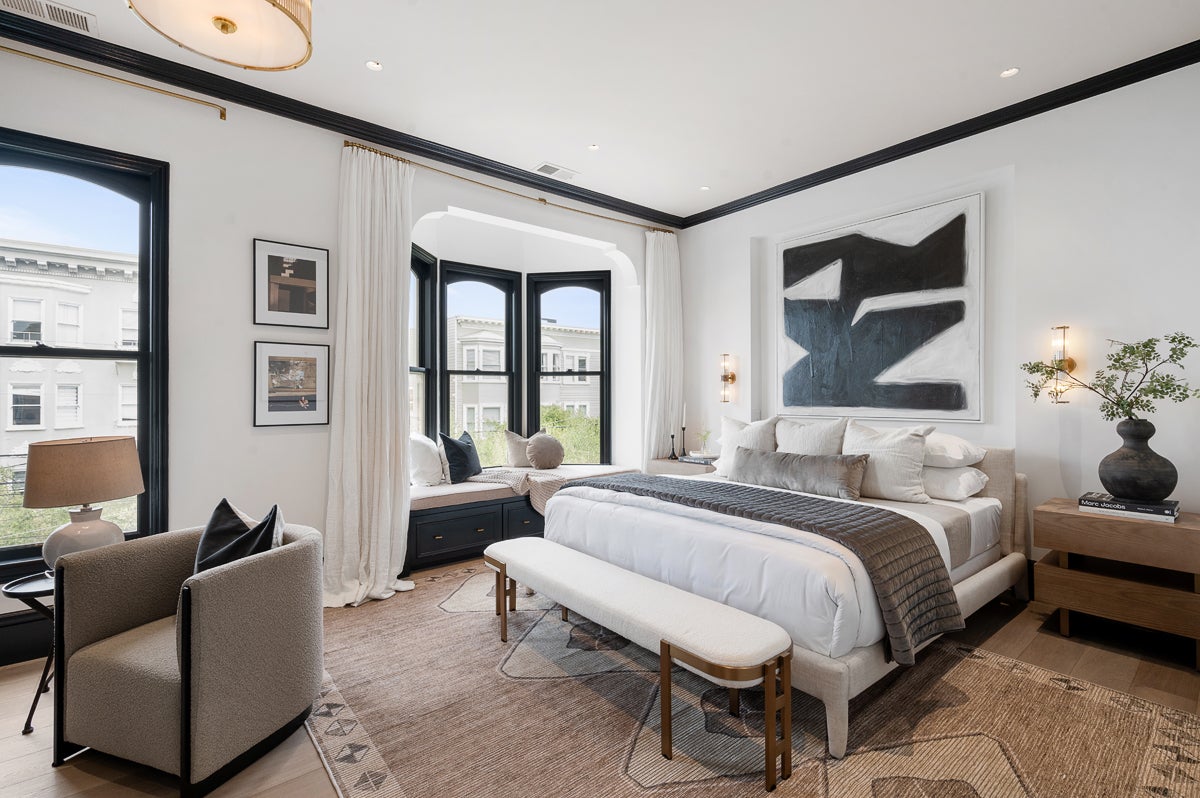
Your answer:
0;166;139;253
447;281;600;329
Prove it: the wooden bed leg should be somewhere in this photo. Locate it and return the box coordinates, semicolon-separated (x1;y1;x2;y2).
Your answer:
728;688;740;717
659;642;673;760
561;606;568;622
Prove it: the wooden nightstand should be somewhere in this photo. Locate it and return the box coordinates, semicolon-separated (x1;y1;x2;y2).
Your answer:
646;458;716;476
1033;497;1200;665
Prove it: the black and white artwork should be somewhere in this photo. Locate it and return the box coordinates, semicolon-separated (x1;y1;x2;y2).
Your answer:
775;193;983;421
254;341;330;426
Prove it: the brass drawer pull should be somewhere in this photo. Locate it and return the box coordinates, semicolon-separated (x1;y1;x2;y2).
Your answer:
522;520;530;525
433;535;443;540
476;527;486;533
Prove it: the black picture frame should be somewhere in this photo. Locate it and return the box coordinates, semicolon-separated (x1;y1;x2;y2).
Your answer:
253;238;329;329
254;341;330;426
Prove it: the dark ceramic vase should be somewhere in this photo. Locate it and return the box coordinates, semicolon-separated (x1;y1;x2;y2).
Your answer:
1097;418;1178;502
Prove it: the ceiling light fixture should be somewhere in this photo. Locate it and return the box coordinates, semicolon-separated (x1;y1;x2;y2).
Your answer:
700;186;711;191
588;144;600;151
127;0;313;71
366;60;383;72
1000;67;1020;78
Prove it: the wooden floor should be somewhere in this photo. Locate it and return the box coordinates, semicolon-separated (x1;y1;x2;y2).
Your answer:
1;596;1198;797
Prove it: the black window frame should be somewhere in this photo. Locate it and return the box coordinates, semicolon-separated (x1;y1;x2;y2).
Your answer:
438;262;521;439
410;244;436;439
0;126;168;580
526;271;612;464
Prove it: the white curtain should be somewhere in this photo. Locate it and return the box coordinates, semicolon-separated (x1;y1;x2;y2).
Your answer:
323;146;416;607
642;231;684;471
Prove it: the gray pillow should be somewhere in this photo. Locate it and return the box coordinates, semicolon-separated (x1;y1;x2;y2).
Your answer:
526;432;565;469
728;446;869;500
505;429;545;468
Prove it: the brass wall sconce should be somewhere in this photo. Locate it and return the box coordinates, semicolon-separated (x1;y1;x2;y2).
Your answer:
721;354;737;403
1049;325;1076;403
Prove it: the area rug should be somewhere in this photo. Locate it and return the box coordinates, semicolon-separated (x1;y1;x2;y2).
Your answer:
312;563;1200;797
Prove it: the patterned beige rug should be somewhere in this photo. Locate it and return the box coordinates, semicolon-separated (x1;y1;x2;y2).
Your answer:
309;564;1200;797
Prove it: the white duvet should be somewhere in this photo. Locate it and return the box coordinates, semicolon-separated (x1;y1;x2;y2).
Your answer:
545;481;993;659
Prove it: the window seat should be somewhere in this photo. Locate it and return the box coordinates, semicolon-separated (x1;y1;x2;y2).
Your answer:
404;464;637;574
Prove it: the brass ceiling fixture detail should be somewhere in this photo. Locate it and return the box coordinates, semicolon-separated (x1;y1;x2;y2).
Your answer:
127;0;312;71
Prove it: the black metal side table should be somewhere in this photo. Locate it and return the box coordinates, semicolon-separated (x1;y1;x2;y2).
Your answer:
2;572;54;734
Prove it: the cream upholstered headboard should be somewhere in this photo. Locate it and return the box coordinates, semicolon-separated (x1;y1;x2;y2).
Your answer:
974;447;1028;558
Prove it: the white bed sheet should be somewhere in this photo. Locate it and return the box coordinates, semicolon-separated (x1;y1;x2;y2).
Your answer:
544;478;1001;659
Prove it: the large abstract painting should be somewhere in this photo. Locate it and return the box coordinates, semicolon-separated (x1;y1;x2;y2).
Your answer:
775;193;983;421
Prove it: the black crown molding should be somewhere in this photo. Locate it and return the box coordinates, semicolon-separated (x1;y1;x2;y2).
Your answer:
0;11;685;230
681;37;1200;228
4;11;1200;231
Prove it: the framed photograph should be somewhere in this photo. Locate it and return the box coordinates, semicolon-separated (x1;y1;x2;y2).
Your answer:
254;342;330;426
254;239;329;328
773;192;984;421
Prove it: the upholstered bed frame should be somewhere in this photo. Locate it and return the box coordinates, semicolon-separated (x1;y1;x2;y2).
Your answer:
797;446;1029;758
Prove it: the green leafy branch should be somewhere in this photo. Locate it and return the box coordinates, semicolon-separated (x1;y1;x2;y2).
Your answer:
1020;331;1200;421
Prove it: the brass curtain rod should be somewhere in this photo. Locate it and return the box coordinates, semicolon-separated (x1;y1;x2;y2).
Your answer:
343;140;674;234
0;44;227;120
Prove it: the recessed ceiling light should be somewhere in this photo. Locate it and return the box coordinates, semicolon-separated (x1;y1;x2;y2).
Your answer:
365;60;383;72
1000;67;1020;78
588;144;600;151
699;186;711;191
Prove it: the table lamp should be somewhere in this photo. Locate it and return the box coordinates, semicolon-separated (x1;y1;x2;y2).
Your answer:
23;436;146;569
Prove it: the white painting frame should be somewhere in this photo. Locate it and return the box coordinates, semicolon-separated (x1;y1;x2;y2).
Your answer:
773;192;984;422
254;341;330;426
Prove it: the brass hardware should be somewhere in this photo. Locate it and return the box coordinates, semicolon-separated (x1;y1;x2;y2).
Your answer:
720;354;737;403
0;44;227;120
212;16;237;34
522;520;530;525
475;527;485;533
433;535;443;540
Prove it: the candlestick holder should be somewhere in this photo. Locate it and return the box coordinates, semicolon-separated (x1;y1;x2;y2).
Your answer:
681;426;687;456
668;434;678;460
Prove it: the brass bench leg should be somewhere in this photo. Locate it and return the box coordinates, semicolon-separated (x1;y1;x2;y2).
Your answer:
508;577;517;612
728;688;740;717
660;642;673;760
485;558;508;643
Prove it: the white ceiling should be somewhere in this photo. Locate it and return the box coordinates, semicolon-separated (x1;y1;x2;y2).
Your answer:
36;1;1200;219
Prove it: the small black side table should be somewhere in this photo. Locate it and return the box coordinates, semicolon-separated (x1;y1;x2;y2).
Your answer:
2;572;54;734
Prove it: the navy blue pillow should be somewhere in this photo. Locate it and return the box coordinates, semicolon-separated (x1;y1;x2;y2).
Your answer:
195;499;277;573
439;431;483;484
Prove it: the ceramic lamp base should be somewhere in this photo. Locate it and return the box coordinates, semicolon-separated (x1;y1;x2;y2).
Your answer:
42;507;124;569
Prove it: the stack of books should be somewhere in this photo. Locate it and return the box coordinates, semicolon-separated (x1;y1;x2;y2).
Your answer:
1077;491;1180;523
679;454;717;465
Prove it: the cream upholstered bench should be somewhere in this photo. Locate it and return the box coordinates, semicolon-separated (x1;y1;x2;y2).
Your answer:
483;537;794;791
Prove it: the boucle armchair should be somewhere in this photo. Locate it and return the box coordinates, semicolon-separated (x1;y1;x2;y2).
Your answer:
53;524;323;797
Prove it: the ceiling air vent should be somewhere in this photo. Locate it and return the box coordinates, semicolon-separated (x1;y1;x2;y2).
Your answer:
533;162;579;181
1;0;97;34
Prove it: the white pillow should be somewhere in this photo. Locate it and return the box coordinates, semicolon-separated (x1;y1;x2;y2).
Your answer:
410;434;446;486
922;466;989;502
714;416;778;477
230;502;286;548
923;432;987;468
775;417;846;456
842;420;934;503
438;440;451;484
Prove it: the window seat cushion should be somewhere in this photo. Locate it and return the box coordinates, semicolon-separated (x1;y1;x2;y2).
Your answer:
410;465;637;512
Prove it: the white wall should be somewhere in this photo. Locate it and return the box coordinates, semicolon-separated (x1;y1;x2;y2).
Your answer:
0;47;646;530
679;63;1200;522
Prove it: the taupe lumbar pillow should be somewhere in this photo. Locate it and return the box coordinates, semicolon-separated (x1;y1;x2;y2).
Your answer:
526;432;565;469
728;446;869;501
505;429;545;468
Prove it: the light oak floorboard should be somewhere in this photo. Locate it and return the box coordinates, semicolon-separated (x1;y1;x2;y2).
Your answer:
1130;659;1200;713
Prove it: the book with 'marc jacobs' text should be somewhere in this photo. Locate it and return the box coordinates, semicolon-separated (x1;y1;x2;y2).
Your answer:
1078;491;1179;517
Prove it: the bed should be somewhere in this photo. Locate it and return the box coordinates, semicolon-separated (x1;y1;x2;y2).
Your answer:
543;447;1028;757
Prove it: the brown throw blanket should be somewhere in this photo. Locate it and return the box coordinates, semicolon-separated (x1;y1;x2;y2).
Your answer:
569;473;964;665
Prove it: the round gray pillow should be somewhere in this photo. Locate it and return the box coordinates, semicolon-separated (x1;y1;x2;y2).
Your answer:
526;432;565;469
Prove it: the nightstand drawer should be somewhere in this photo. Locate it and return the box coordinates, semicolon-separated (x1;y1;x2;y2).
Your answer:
505;503;544;538
414;508;502;559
